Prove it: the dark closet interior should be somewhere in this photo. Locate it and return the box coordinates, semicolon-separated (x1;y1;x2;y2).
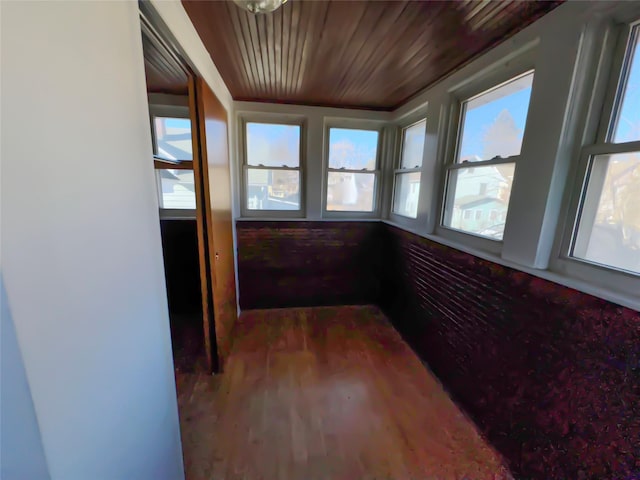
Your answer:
160;219;206;372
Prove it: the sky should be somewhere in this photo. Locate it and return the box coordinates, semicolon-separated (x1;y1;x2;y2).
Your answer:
456;34;639;159
458;86;532;161
328;128;379;170
402;120;426;168
156;117;192;160
246;123;300;167
164;117;190;130
614;34;640;144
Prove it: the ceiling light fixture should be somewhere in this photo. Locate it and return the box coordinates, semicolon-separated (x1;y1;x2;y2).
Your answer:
233;0;288;14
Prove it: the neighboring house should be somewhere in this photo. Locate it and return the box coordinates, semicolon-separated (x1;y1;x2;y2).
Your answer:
327;172;358;206
158;169;196;209
326;172;375;211
452;195;507;236
450;165;510;235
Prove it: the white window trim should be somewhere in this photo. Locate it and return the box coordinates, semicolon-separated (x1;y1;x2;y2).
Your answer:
322;120;384;219
550;16;640;299
238;115;306;219
390;118;427;221
436;63;535;254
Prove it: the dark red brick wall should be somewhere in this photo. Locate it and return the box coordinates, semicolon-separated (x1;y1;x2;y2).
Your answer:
380;225;640;479
236;221;383;309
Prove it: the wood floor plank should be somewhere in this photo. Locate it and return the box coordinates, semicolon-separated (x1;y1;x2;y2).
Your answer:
176;305;512;480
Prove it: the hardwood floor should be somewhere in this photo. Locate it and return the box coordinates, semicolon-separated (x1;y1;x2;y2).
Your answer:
176;305;512;480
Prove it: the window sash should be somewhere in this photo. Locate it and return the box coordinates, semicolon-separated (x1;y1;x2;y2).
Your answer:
398;119;427;170
563;19;640;274
240;119;305;217
441;69;529;240
243;165;302;213
392;171;421;218
567;143;640;276
593;20;640;144
323;125;382;216
441;160;516;241
599;22;640;144
453;70;534;165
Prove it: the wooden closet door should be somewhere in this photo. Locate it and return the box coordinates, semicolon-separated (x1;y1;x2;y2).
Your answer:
190;77;238;371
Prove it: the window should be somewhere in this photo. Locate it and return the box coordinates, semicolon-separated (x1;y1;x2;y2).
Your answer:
152;116;196;210
325;127;380;213
570;23;640;275
154;117;193;161
393;119;426;218
243;121;302;213
443;71;534;240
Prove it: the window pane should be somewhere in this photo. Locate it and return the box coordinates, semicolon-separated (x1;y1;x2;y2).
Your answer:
246;123;300;168
393;172;421;218
157;169;196;209
443;163;515;240
327;172;375;212
328;128;378;170
154;117;192;161
400;120;426;169
247;168;300;210
613;29;640;143
573;152;640;274
457;72;534;163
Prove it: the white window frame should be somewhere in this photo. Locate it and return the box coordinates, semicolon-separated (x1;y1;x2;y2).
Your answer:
322;121;383;219
239;116;306;219
149;103;197;219
391;118;427;220
436;59;535;255
552;16;640;298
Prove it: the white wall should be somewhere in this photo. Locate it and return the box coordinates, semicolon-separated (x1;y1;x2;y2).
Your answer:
1;2;184;479
1;278;51;480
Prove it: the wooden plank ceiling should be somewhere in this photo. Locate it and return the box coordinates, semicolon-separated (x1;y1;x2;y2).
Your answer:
182;0;562;110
